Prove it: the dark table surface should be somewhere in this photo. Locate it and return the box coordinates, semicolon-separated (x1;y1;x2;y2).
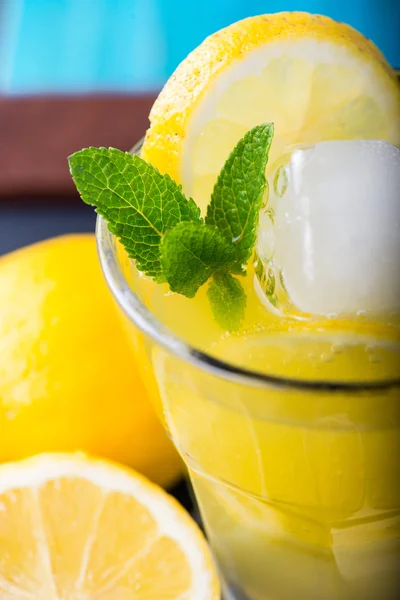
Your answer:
0;199;193;510
0;201;95;254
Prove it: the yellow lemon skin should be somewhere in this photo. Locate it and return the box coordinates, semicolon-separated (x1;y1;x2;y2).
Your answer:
0;234;182;488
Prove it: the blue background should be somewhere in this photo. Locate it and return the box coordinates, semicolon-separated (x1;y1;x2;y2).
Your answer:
1;0;399;95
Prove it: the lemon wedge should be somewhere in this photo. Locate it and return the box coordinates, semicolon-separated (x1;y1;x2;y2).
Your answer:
0;454;219;599
142;12;400;211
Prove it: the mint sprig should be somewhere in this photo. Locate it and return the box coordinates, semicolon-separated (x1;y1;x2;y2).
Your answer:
69;123;274;331
206;123;274;272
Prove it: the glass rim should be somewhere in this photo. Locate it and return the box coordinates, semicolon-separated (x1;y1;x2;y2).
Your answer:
96;137;400;394
96;216;400;394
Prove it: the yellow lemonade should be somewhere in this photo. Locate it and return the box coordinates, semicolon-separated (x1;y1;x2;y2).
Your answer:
112;238;400;599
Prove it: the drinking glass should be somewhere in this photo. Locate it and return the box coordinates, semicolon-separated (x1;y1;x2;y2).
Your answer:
95;143;400;599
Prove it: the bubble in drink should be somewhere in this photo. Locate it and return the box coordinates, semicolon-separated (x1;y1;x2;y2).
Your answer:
255;141;400;317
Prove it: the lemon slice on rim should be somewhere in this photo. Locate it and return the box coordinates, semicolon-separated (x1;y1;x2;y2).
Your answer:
0;454;219;599
142;12;400;211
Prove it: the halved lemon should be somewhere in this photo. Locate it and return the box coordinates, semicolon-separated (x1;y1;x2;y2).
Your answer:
142;12;400;211
0;453;219;599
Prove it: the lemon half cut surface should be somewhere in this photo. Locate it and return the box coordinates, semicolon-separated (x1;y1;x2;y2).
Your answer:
0;454;220;599
142;12;400;211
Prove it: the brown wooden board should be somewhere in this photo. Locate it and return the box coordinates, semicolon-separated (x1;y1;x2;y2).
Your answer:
0;94;157;199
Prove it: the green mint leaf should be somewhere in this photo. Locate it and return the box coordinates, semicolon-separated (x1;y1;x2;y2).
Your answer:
205;123;274;272
160;222;236;298
68;147;201;281
207;272;247;331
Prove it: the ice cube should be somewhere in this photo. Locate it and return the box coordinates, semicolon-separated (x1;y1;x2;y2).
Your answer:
255;140;400;316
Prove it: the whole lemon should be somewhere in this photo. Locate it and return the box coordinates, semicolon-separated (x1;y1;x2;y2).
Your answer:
0;234;182;488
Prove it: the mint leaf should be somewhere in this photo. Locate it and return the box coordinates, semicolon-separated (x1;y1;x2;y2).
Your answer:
207;272;247;331
69;147;201;281
160;222;236;298
206;123;274;272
